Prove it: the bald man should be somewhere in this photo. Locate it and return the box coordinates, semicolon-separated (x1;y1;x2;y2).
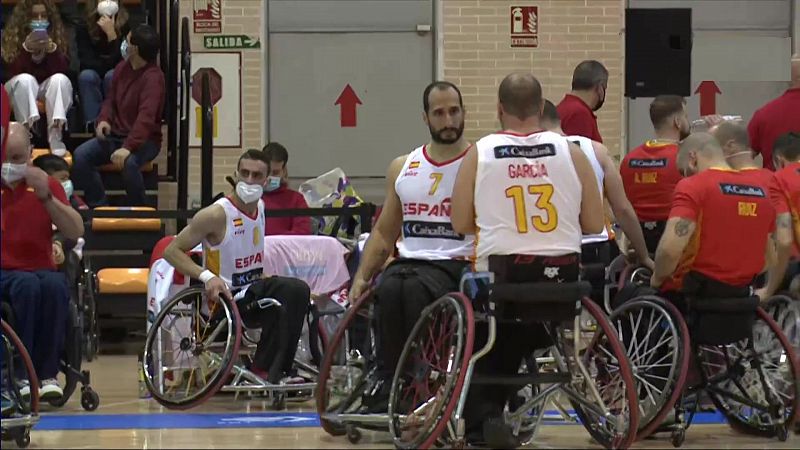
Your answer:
2;122;84;401
651;133;775;307
452;72;604;447
748;54;800;170
711;120;775;187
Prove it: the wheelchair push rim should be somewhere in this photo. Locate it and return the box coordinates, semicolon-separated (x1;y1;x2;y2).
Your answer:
142;287;242;410
699;307;800;437
315;288;378;436
1;319;40;418
387;293;474;450
565;297;640;450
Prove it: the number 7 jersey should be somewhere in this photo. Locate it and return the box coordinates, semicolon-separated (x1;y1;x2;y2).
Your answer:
395;145;475;260
473;131;583;270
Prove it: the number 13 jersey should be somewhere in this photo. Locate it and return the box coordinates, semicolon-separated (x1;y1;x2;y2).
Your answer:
474;131;583;270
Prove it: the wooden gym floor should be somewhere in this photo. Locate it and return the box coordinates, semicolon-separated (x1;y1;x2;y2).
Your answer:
14;354;800;449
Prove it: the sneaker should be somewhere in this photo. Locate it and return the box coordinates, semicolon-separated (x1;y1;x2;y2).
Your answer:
17;379;31;400
48;128;67;156
279;375;305;385
39;378;64;401
1;391;15;418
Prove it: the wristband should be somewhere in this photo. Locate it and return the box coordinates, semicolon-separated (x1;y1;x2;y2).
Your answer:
198;270;217;284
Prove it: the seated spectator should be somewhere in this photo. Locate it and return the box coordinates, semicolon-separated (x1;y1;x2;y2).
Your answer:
72;24;164;207
32;153;88;210
1;122;85;401
261;142;311;235
1;0;73;155
76;0;130;130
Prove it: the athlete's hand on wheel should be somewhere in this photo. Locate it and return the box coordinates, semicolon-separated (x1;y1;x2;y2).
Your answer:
349;277;370;301
639;255;655;271
205;276;232;307
754;287;770;303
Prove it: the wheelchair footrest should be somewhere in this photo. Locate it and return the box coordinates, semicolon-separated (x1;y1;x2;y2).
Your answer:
471;372;571;386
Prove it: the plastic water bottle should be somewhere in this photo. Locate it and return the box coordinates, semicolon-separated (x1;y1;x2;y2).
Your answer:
137;354;151;399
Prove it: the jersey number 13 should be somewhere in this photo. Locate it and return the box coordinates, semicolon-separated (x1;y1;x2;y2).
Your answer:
505;184;558;233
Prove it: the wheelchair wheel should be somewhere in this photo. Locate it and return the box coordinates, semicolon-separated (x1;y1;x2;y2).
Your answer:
79;267;99;362
49;300;87;407
142;287;242;410
316;289;377;436
699;307;800;438
564;298;639;450
1;319;39;416
764;295;799;352
388;293;474;450
607;295;690;440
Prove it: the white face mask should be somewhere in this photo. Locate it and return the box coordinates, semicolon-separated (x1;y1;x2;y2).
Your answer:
1;162;27;185
97;0;119;17
235;181;263;204
61;180;74;198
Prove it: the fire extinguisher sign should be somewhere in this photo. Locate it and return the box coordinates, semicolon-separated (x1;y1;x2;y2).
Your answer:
510;6;539;48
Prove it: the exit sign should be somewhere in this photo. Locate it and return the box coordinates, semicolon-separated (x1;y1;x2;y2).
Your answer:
203;35;260;50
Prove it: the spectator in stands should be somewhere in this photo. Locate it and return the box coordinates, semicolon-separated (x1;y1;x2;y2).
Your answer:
1;122;84;400
72;24;164;207
261;142;312;235
76;0;130;131
33;153;87;211
748;54;800;170
556;60;608;143
1;0;73;155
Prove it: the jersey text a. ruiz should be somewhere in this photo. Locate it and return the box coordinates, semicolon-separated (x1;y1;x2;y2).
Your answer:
403;197;453;217
508;162;548;179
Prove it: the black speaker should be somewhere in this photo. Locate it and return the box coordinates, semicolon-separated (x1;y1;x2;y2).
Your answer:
625;8;692;98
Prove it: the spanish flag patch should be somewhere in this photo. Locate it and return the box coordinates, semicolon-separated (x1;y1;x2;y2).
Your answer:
408;161;420;169
233;218;244;227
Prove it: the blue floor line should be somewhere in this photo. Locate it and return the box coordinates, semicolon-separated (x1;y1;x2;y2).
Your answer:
28;410;727;431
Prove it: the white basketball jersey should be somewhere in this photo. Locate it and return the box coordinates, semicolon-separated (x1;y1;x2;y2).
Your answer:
568;135;609;244
202;197;266;290
473;131;583;271
394;145;475;260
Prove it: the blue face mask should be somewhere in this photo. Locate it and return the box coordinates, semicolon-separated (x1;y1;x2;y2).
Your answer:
30;19;49;31
120;39;129;60
264;176;282;192
61;180;74;198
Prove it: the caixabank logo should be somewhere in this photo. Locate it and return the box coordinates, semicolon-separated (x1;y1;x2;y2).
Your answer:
629;158;668;168
403;221;465;241
719;183;766;198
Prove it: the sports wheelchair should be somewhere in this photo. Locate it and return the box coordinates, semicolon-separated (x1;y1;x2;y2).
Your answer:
606;267;799;446
1;319;40;449
335;254;641;449
141;285;319;410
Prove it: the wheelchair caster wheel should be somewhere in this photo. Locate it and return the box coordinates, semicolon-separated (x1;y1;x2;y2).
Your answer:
671;428;685;447
16;430;30;448
346;425;362;444
81;388;100;411
272;393;286;410
777;424;789;442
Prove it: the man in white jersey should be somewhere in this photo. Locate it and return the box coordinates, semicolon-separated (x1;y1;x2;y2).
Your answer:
540;100;654;299
451;73;605;447
349;81;475;412
163;149;311;385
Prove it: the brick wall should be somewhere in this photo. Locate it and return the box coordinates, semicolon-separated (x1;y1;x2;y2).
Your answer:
164;0;625;208
442;0;625;159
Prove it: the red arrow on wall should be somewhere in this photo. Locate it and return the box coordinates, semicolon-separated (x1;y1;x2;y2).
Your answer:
694;81;722;116
335;84;362;128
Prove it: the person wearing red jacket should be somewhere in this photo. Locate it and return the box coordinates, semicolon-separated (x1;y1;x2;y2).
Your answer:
1;0;73;154
261;142;312;235
71;24;164;207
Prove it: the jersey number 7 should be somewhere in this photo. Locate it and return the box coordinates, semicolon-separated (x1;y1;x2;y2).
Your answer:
505;184;558;233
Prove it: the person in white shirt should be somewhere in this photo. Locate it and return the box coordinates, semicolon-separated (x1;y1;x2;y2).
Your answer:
163;149;311;385
451;72;605;447
348;81;474;413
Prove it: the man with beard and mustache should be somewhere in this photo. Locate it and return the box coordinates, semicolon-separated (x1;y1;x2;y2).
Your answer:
620;95;690;254
556;60;608;142
348;81;474;413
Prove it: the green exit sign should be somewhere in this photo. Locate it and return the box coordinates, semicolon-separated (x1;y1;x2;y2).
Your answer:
203;35;260;50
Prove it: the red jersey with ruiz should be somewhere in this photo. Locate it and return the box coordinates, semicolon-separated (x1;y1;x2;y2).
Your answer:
770;161;800;254
661;169;776;292
620;141;682;222
1;178;69;271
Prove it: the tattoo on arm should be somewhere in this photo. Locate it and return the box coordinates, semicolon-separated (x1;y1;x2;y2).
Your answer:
777;214;792;228
674;219;692;237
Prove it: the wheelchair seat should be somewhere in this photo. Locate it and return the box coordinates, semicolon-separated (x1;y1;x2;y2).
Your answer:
686;296;760;346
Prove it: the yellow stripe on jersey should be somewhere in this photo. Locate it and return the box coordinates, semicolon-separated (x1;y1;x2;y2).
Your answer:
206;248;221;276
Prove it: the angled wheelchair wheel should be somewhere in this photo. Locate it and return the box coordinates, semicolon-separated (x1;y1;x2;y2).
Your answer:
564;298;639;449
764;295;799;353
79;267;99;362
316;289;378;437
142;287;242;410
1;319;39;416
608;295;690;440
699;307;800;438
388;293;474;450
